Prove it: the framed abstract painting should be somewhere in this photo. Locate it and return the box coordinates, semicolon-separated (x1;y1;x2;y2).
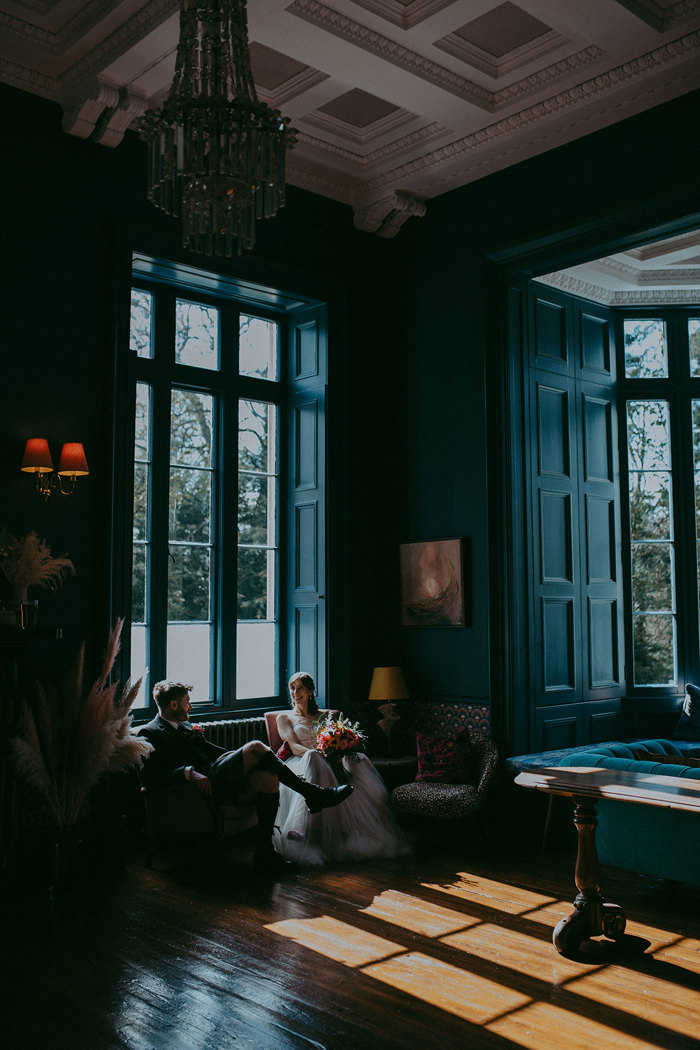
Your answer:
399;537;466;627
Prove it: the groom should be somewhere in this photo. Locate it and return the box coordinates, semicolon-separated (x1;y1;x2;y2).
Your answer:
138;680;353;872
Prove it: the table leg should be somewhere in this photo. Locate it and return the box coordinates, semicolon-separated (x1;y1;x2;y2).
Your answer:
552;795;626;956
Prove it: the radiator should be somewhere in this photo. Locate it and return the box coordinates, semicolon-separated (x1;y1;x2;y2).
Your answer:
202;717;267;749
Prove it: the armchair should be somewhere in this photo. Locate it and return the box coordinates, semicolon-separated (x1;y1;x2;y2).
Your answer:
140;779;257;866
390;728;498;823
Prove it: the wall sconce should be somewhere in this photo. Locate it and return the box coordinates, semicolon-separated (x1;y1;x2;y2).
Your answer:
369;665;409;754
21;439;89;501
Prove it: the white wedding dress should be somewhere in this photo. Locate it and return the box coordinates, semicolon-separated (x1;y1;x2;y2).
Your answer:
272;714;411;866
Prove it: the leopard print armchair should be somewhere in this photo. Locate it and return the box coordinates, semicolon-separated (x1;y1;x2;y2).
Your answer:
390;701;498;821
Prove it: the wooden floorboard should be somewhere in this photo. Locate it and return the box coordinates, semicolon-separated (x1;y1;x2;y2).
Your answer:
3;835;700;1050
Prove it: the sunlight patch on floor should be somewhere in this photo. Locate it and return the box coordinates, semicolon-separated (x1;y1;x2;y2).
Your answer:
361;889;481;937
265;916;404;967
487;1000;661;1050
362;951;531;1024
566;965;700;1038
423;873;561;917
441;923;593;981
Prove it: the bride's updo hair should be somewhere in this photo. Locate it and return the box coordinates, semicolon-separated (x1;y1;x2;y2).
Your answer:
288;671;319;715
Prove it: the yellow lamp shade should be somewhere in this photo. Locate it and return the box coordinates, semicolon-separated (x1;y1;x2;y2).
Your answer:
368;666;409;701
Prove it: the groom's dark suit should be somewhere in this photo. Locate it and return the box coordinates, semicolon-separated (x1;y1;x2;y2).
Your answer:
138;715;244;800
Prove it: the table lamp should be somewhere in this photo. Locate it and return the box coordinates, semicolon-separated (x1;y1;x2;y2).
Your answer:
369;666;409;754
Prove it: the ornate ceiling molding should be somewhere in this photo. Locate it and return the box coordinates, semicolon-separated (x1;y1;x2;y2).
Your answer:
594;255;700;285
353;190;426;236
612;0;700;32
434;26;568;80
346;0;455;31
288;1;614;114
301;104;419;146
536;271;700;305
256;66;329;109
355;26;700;197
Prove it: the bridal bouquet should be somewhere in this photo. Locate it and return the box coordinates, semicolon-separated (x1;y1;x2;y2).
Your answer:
316;714;366;782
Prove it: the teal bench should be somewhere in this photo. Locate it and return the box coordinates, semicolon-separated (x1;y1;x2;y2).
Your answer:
558;739;700;887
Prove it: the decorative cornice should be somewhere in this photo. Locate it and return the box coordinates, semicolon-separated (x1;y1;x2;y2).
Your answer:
346;0;455;31
0;56;55;99
93;88;149;148
594;255;700;286
612;0;700;33
288;1;613;113
301;104;419;146
536;271;700;306
61;78;120;139
0;0;173;56
59;0;177;91
293;122;448;173
435;27;568;81
353;190;426;237
256;66;329;110
355;27;700;197
288;0;492;108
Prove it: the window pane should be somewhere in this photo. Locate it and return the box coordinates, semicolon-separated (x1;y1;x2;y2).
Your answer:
130;290;153;359
167;623;211;702
171;390;213;467
626;395;676;687
239;399;274;472
131;624;148;707
624;319;667;378
176;299;219;370
631;543;673;610
132;544;146;622
238;474;272;545
689;319;700;376
132;382;151;645
169;467;211;542
168;545;211;620
633;615;675;685
628;472;672;540
240;314;279;380
237;623;277;699
626;400;670;471
237;547;272;619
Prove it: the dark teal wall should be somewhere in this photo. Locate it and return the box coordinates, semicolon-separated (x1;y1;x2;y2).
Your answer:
398;88;700;746
0;83;408;697
3;80;699;733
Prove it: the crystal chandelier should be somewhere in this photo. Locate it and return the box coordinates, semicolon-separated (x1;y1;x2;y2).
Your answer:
137;0;297;256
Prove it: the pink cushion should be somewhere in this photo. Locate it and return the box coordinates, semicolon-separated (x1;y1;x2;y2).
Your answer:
415;729;474;784
276;741;292;761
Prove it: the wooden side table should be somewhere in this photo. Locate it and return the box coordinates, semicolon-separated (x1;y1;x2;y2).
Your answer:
373;755;417;791
515;765;700;956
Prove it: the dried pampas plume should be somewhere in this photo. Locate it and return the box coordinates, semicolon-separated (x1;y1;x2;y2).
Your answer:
0;528;75;590
11;619;152;829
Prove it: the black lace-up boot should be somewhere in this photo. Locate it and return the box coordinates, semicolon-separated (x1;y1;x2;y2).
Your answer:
255;749;353;813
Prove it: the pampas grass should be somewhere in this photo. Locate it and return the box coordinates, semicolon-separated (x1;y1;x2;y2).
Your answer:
0;528;75;590
11;619;152;829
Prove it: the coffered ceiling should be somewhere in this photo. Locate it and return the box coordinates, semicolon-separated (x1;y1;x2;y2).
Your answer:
2;0;700;236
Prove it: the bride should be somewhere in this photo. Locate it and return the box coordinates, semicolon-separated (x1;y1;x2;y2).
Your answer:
273;672;410;866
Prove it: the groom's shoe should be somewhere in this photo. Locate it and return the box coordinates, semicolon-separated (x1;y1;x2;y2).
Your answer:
303;782;353;814
254;844;297;875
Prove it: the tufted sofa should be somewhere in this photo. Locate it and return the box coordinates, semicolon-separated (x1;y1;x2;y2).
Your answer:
389;701;498;824
558;738;700;887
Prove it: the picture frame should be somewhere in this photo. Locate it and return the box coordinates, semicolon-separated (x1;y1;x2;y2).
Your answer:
399;537;467;627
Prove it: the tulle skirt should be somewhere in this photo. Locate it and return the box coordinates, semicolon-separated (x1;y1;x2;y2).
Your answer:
272;751;411;866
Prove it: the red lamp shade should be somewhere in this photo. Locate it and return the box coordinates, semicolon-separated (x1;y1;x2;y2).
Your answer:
57;442;89;477
21;438;53;473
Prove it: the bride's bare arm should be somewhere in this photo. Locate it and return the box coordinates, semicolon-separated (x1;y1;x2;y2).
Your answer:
276;713;311;756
